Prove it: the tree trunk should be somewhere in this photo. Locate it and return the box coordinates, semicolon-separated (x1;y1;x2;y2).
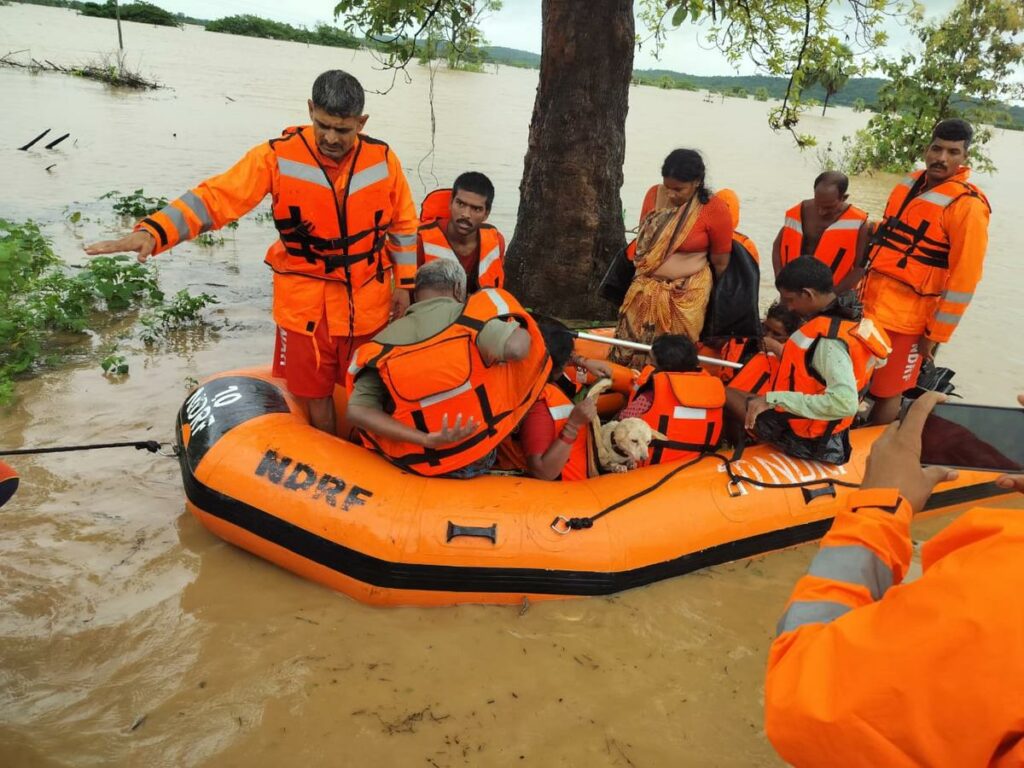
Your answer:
822;91;830;116
504;0;634;320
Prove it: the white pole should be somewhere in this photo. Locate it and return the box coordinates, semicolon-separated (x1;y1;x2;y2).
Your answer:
574;331;746;370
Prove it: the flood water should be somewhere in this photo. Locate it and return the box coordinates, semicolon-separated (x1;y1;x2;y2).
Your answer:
1;5;1022;766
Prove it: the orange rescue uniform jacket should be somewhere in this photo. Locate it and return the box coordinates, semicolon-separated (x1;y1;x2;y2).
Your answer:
538;382;590;481
135;127;418;337
765;490;1024;767
861;168;990;342
779;202;868;285
417;220;506;290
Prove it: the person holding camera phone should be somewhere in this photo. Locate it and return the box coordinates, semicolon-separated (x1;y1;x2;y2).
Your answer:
764;390;1024;766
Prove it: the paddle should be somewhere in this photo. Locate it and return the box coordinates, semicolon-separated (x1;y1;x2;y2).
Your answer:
572;330;745;370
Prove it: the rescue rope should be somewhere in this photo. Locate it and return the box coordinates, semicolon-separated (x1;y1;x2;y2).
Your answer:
551;452;859;534
0;440;179;457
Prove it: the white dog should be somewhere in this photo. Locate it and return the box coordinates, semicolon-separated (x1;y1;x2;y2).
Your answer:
587;379;667;473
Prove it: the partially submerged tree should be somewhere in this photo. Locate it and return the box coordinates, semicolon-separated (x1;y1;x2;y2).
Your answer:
804;40;854;115
335;0;896;318
850;0;1023;174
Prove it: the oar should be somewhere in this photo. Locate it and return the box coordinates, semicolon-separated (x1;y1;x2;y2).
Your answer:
572;330;745;370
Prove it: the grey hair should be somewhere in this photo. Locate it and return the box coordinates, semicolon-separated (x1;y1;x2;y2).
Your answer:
311;70;365;117
415;259;467;303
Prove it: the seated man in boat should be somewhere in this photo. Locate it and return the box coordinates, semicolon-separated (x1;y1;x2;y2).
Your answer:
512;317;599;481
771;171;870;293
617;334;725;464
346;259;549;478
417;172;505;293
726;257;891;465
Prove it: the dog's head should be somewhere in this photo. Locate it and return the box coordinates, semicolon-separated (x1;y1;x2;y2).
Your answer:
609;418;668;464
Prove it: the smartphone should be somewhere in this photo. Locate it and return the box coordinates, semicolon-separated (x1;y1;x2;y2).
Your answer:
901;401;1024;473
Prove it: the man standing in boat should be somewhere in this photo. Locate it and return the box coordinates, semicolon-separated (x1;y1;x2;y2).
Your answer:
417;172;506;293
346;260;549;478
84;70;419;436
858;118;991;425
771;171;870;293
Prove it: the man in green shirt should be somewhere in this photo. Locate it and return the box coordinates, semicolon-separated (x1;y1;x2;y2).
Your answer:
726;257;874;464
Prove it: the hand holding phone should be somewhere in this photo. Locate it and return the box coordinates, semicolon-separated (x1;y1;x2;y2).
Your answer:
905;396;1024;474
863;392;960;512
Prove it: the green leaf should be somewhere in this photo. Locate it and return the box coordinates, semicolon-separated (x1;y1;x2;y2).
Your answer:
671;3;689;26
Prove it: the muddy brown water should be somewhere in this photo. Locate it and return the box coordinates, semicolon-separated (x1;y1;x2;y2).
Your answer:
1;5;1022;766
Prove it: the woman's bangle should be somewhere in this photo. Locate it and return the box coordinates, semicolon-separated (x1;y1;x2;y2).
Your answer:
559;428;578;444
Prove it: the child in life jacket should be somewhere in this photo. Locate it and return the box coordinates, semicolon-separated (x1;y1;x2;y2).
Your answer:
617;334;726;465
726;302;803;395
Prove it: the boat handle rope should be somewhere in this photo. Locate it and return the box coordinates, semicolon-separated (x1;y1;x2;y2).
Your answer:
0;440;180;458
550;452;860;535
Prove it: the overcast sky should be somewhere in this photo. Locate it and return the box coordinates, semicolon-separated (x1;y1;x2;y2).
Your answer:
153;0;963;76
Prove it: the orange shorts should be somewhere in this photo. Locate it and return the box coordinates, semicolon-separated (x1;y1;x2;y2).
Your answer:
272;315;384;399
869;329;924;399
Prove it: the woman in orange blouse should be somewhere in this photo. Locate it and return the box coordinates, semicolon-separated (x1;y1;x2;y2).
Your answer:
610;149;733;368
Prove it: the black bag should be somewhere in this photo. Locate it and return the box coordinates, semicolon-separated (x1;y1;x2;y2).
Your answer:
598;242;636;307
701;238;761;340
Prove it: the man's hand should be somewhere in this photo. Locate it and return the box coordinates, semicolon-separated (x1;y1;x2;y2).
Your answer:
85;231;156;263
920;338;939;363
763;338;784;357
578;358;613;380
745;396;772;431
568;397;598;428
861;390;959;512
422;413;477;448
996;394;1024;492
390;288;411;321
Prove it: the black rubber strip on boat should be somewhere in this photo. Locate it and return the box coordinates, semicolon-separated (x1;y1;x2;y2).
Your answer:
179;451;1007;596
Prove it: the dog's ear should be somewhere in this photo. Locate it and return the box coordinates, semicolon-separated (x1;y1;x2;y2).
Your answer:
651;429;669;441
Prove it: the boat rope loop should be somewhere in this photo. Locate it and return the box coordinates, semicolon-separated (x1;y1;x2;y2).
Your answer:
551;452;860;535
0;440;179;457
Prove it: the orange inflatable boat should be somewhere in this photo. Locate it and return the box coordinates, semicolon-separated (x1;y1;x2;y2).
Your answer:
175;368;1009;607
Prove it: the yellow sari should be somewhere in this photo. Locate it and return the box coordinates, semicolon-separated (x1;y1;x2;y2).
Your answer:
609;200;713;368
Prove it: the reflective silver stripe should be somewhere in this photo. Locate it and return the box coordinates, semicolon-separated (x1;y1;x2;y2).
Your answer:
419;381;472;409
483;288;510;316
942;289;973;304
391;250;417;266
388;232;417;248
784;217;802;234
180;191;213;233
790;329;814;350
479;245;501;275
277;158;332;189
899;175;915;188
776;600;852;636
672;405;707;420
827;218;863;231
347;360;362;376
918;190;955;207
349;161;389;195
807;545;894;601
933;311;962;327
159;202;188;242
548;404;575;421
423;242;457;261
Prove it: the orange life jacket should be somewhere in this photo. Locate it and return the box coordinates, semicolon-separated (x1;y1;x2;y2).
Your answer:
735;231;760;264
701;338;748;383
418;220;505;290
779;203;867;285
773;313;891;439
348;288;550;476
628;366;725;464
729;352;778;396
264;128;398;288
540;382;590;481
868;170;990;297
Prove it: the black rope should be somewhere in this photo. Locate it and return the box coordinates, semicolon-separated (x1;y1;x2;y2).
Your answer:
553;451;860;532
0;440;177;457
